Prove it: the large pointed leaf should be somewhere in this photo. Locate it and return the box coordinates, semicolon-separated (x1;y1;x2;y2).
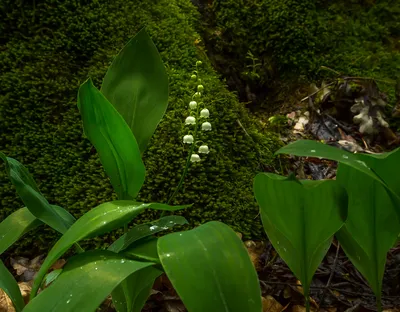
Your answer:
112;266;162;312
30;200;150;299
0;260;24;312
123;237;160;263
24;250;155;312
101;27;169;154
108;215;188;253
254;173;348;298
77;78;145;200
0;153;76;234
158;221;262;312
0;207;42;255
335;163;400;302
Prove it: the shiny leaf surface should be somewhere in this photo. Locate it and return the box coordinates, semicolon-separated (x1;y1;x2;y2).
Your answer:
0;260;24;312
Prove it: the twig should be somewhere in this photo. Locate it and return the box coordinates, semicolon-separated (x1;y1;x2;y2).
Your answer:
318;242;341;310
300;82;336;102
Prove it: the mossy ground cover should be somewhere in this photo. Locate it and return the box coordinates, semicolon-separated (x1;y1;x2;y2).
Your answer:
0;0;281;257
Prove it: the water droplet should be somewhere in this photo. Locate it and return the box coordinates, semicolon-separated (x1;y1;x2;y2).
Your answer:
169;221;174;224
95;267;98;270
179;234;183;236
283;248;287;252
103;221;107;225
149;225;157;231
166;254;171;257
342;155;349;159
66;299;71;304
277;241;280;245
310;150;316;153
121;259;125;264
70;294;73;297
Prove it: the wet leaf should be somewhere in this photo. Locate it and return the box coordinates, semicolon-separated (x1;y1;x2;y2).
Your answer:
0;260;24;312
77;79;145;200
158;221;262;312
254;173;348;299
123;237;160;263
101;28;169;154
0;208;42;255
24;250;155;312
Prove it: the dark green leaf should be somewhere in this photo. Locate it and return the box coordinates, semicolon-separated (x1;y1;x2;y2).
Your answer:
335;163;400;300
0;260;24;312
158;221;262;312
77;79;145;200
112;266;162;312
254;173;348;298
0;207;42;255
101;28;169;154
24;251;154;312
108;216;188;253
123;237;160;263
0;153;76;234
30;201;150;299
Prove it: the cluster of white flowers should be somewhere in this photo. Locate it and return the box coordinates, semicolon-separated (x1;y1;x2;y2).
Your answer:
182;61;211;162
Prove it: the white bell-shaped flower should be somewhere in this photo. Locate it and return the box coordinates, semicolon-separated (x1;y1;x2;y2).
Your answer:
190;154;201;162
185;116;196;125
200;108;209;118
189;101;197;109
197;84;204;92
183;135;194;144
201;122;212;131
193;92;201;100
198;145;209;154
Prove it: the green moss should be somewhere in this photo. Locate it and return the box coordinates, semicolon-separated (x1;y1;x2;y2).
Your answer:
0;0;281;257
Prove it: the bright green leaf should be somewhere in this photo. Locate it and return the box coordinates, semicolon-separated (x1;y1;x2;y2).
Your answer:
123;237;160;263
0;207;42;255
335;163;400;305
108;215;188;253
77;78;145;200
30;200;150;299
24;250;154;312
101;27;169;154
42;269;63;289
158;221;262;312
0;260;24;312
112;266;162;312
254;173;348;298
0;153;76;234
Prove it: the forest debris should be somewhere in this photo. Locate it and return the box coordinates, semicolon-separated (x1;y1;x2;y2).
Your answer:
10;255;45;282
244;240;265;271
0;282;31;312
262;295;283;312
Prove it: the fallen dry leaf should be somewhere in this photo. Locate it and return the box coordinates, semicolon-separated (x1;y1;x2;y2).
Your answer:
244;240;265;271
0;282;31;312
291;304;317;312
294;280;319;308
262;295;283;312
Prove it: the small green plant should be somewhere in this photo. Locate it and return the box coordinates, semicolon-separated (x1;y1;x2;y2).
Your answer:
254;140;400;312
0;28;262;312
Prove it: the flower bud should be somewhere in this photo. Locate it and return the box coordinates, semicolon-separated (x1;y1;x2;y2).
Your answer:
200;108;209;118
196;61;202;66
190;154;201;162
201;122;212;131
189;101;197;109
198;145;210;154
183;135;194;144
191;74;197;81
193;92;201;100
185;116;196;125
197;84;204;92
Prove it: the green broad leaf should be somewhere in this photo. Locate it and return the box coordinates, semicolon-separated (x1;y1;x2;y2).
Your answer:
30;200;150;299
24;250;155;312
254;173;348;298
0;153;76;234
276;140;386;185
112;266;162;312
108;215;188;253
42;269;63;288
101;27;169;154
335;163;400;303
77;78;145;200
123;237;160;263
158;221;262;312
0;260;24;312
0;207;42;255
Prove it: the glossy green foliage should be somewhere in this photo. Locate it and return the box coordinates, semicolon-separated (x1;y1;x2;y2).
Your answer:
277;140;400;309
0;153;76;234
0;208;41;254
254;173;347;299
123;237;160;263
111;266;162;312
101;28;169;154
24;250;154;312
78;79;145;200
0;260;24;312
158;221;262;312
108;215;188;253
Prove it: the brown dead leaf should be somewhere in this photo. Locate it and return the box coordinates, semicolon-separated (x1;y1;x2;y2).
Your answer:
244;240;265;271
0;282;31;312
294;280;319;308
291;305;318;312
50;259;66;271
262;295;283;312
236;232;243;240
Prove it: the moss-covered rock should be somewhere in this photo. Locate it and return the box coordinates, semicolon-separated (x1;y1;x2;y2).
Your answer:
0;0;281;257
